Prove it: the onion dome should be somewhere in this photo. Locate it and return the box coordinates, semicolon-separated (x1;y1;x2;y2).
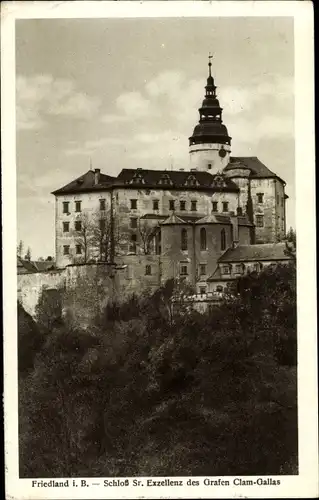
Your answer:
189;57;231;147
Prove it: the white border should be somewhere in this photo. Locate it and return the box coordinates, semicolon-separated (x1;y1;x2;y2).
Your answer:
2;2;318;499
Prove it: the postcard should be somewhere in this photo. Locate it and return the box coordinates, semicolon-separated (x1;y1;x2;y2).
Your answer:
2;1;318;498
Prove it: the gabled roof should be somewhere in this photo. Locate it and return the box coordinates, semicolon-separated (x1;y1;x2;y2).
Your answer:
225;157;285;184
17;256;56;274
115;169;239;192
195;214;253;226
52;170;116;195
218;243;291;263
161;214;187;225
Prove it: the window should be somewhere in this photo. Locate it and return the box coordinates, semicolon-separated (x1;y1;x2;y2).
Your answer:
253;263;259;272
222;201;229;212
221;228;226;251
99;199;106;211
212;201;218;212
63;222;69;232
191;200;197;211
180;265;188;276
169;199;175;211
63;245;70;255
256;215;264;227
281;198;284;207
199;286;207;295
76;244;82;255
222;265;230;275
145;265;152;276
216;285;223;292
277;195;280;204
130;217;138;229
180;200;186;211
153;200;159;210
99;219;106;231
62;202;69;214
235;264;242;274
208;163;212;170
130;199;137;209
237;207;243;216
75;220;82;232
129;234;137;253
200;228;207;251
75;201;82;213
257;193;264;204
199;264;206;276
181;228;188;251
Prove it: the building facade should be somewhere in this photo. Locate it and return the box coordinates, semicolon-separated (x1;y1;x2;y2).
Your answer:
52;60;289;293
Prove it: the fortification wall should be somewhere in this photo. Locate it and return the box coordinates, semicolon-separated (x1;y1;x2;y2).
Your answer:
17;270;65;318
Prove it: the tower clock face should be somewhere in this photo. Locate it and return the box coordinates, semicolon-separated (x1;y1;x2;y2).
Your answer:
219;148;227;158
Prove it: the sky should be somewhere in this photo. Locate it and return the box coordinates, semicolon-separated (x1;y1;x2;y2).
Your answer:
16;16;294;259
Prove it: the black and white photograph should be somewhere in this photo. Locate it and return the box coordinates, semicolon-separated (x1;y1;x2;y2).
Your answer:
2;1;317;499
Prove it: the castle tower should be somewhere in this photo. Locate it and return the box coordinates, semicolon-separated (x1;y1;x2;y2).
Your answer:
189;55;232;173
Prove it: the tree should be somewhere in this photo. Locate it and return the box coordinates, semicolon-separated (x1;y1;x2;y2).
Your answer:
138;220;158;255
285;227;296;260
74;213;95;263
24;247;32;261
17;239;24;258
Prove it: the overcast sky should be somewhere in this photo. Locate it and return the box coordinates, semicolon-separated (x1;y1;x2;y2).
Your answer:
16;17;294;259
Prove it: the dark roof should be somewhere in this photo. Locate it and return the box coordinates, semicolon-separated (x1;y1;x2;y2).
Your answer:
116;169;239;192
196;214;253;226
17;256;56;274
218;243;291;263
52;170;116;195
225;157;285;184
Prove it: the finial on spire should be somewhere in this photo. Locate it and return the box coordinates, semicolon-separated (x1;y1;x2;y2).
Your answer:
208;52;213;76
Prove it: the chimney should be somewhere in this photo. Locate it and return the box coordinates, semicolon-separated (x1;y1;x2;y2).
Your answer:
230;215;239;247
94;168;100;185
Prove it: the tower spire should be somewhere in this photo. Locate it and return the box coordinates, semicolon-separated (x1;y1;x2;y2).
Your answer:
208;52;213;77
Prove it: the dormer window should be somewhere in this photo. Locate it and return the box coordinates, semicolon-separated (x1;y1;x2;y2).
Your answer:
185;174;199;187
158;173;172;186
130;172;145;185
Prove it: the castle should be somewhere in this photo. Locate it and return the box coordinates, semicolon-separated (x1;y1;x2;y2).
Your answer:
52;59;289;295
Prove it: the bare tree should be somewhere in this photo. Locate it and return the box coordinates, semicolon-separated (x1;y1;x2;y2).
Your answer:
25;247;32;261
73;213;95;263
138;220;158;255
17;239;24;258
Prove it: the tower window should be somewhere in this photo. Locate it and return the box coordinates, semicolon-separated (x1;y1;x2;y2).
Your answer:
222;202;229;212
208;163;212;170
130;217;138;229
99;219;106;231
153;200;159;210
221;228;226;251
191;200;197;211
180;201;186;211
75;220;82;232
63;222;70;233
145;265;152;276
129;234;137;253
181;228;188;251
75;201;82;213
63;245;70;255
99;199;106;211
199;264;207;276
180;265;188;276
62;202;69;214
76;244;82;255
200;228;207;251
256;215;264;227
257;193;264;204
169;200;175;211
212;201;218;212
130;199;137;209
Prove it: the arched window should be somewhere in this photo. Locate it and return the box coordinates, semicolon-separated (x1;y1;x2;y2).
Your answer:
181;228;188;251
200;228;207;251
221;228;226;251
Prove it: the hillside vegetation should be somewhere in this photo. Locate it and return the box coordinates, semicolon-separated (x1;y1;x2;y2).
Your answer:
19;263;297;477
